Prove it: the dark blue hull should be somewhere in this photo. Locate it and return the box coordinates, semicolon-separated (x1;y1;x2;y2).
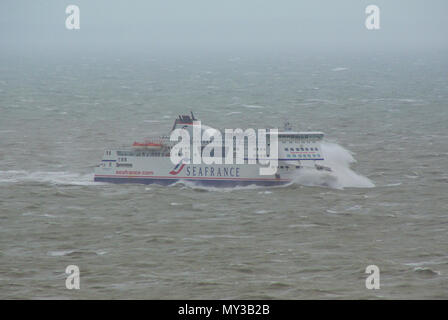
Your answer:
94;176;290;187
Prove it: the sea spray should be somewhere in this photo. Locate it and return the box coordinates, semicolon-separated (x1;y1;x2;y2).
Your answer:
0;170;99;186
291;142;375;189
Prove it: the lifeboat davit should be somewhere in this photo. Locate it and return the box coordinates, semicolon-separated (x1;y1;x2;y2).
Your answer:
132;141;163;149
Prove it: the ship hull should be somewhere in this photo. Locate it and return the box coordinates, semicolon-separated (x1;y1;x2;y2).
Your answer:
94;116;327;187
94;175;291;186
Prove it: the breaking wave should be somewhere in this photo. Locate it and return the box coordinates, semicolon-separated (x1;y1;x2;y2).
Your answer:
289;142;375;189
0;170;99;186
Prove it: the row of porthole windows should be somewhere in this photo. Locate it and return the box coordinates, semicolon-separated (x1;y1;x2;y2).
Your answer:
117;151;169;157
278;166;302;169
284;147;319;152
282;140;317;143
287;154;321;158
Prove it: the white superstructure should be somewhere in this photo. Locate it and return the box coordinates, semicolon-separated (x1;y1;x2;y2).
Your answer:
94;113;331;186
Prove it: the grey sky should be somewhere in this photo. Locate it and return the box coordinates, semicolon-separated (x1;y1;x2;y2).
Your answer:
0;0;446;56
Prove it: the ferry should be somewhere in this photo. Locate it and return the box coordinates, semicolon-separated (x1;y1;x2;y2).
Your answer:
94;113;331;186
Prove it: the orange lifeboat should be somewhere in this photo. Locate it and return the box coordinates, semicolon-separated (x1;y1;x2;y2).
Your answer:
132;141;163;149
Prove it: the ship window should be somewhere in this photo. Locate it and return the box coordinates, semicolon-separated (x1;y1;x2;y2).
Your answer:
301;148;304;151
290;148;294;151
296;148;299;151
284;148;288;151
296;166;300;169
305;148;309;151
280;166;284;169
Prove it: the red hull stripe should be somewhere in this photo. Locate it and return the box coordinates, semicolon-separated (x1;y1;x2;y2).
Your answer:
169;163;186;175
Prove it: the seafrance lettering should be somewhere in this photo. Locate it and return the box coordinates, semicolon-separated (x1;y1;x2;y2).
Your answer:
185;166;240;177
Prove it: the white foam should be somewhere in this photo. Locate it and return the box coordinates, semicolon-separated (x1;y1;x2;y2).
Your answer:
332;67;348;72
170;178;269;192
242;104;265;109
290;142;375;189
385;182;402;187
0;170;101;186
47;250;74;257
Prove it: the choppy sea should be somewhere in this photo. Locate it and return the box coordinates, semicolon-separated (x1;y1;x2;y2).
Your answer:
1;51;447;299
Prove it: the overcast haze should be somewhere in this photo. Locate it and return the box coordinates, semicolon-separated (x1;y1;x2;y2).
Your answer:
0;0;447;57
1;1;448;301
